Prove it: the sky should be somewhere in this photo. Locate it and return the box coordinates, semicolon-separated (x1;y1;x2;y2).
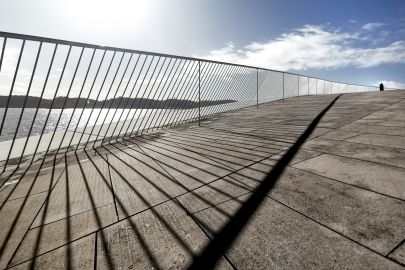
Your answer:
0;0;405;88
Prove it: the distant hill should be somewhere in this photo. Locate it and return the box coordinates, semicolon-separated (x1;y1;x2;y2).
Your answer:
0;95;236;109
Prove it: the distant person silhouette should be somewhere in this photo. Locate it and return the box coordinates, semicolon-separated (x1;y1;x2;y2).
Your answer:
380;83;384;91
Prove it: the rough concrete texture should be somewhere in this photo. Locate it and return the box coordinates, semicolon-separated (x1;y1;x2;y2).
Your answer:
1;90;405;269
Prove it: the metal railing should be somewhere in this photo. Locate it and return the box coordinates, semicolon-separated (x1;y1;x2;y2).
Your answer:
0;31;384;172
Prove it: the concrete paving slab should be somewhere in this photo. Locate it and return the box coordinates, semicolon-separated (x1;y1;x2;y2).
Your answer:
31;156;114;227
389;242;405;266
10;204;117;267
96;200;233;269
177;177;252;214
161;137;269;170
0;193;47;269
340;123;405;137
319;130;362;140
106;145;186;219
194;194;402;269
1;90;405;268
0;164;65;203
269;148;322;165
302;138;405;169
11;234;95;270
133;137;234;189
269;167;405;255
346;133;405;149
293;154;405;200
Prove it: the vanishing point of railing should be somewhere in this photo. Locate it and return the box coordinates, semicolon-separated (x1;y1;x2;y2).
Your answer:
0;31;382;173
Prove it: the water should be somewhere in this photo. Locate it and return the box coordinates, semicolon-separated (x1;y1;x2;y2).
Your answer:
0;107;183;142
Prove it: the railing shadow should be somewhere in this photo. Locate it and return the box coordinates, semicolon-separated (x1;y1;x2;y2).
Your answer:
1;94;340;269
188;94;342;269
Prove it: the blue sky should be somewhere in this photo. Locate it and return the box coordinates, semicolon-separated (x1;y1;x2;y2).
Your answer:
0;0;404;88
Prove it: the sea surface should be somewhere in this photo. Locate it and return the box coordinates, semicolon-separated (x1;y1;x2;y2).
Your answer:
0;107;188;142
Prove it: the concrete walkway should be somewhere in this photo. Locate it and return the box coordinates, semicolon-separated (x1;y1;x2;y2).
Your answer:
1;90;405;269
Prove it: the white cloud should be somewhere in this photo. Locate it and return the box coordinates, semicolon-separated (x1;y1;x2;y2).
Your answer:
196;25;405;71
376;80;405;89
361;22;383;31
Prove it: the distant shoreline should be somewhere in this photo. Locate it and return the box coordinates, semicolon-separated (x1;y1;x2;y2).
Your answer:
0;95;236;109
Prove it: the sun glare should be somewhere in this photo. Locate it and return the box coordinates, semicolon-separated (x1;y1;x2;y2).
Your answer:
65;0;149;31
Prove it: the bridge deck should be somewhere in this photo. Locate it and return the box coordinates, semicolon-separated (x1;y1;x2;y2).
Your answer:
1;90;405;269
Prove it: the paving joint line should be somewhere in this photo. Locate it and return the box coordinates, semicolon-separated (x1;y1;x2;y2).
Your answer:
105;153;119;222
291;166;405;203
264;195;404;267
307;96;405;142
173;197;238;270
6;155;70;268
299;145;405;170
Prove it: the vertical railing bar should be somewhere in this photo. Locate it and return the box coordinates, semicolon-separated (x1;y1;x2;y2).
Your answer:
200;64;238;119
171;61;209;127
282;72;285;102
298;75;300;97
30;45;72;165
129;56;164;135
43;47;84;160
3;42;42;171
166;60;201;128
56;48;96;156
203;64;240;118
193;63;223;120
139;58;189;132
130;56;167;134
0;40;25;137
72;49;108;152
76;50;117;151
65;48;102;154
163;60;198;128
146;58;181;133
164;68;198;128
198;63;234;119
307;76;309;96
236;68;259;110
138;58;174;134
223;66;250;114
181;61;217;122
198;60;201;126
88;52;126;148
119;55;156;138
155;59;194;129
256;68;259;108
97;52;135;145
207;65;246;118
16;44;58;169
106;54;143;143
216;66;252;115
224;67;257;114
114;54;150;141
0;37;6;72
200;64;234;118
259;69;271;103
152;60;191;131
316;79;318;95
91;52;134;145
84;51;124;149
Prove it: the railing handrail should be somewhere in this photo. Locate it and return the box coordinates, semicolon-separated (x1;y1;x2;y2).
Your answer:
0;31;378;89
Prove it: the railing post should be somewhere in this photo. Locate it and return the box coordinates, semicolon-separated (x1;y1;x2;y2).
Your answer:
282;72;285;102
316;79;318;95
198;60;201;126
308;77;309;96
298;75;300;96
256;68;259;109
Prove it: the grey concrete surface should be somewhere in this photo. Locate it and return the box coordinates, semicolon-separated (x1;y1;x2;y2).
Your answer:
1;90;405;269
